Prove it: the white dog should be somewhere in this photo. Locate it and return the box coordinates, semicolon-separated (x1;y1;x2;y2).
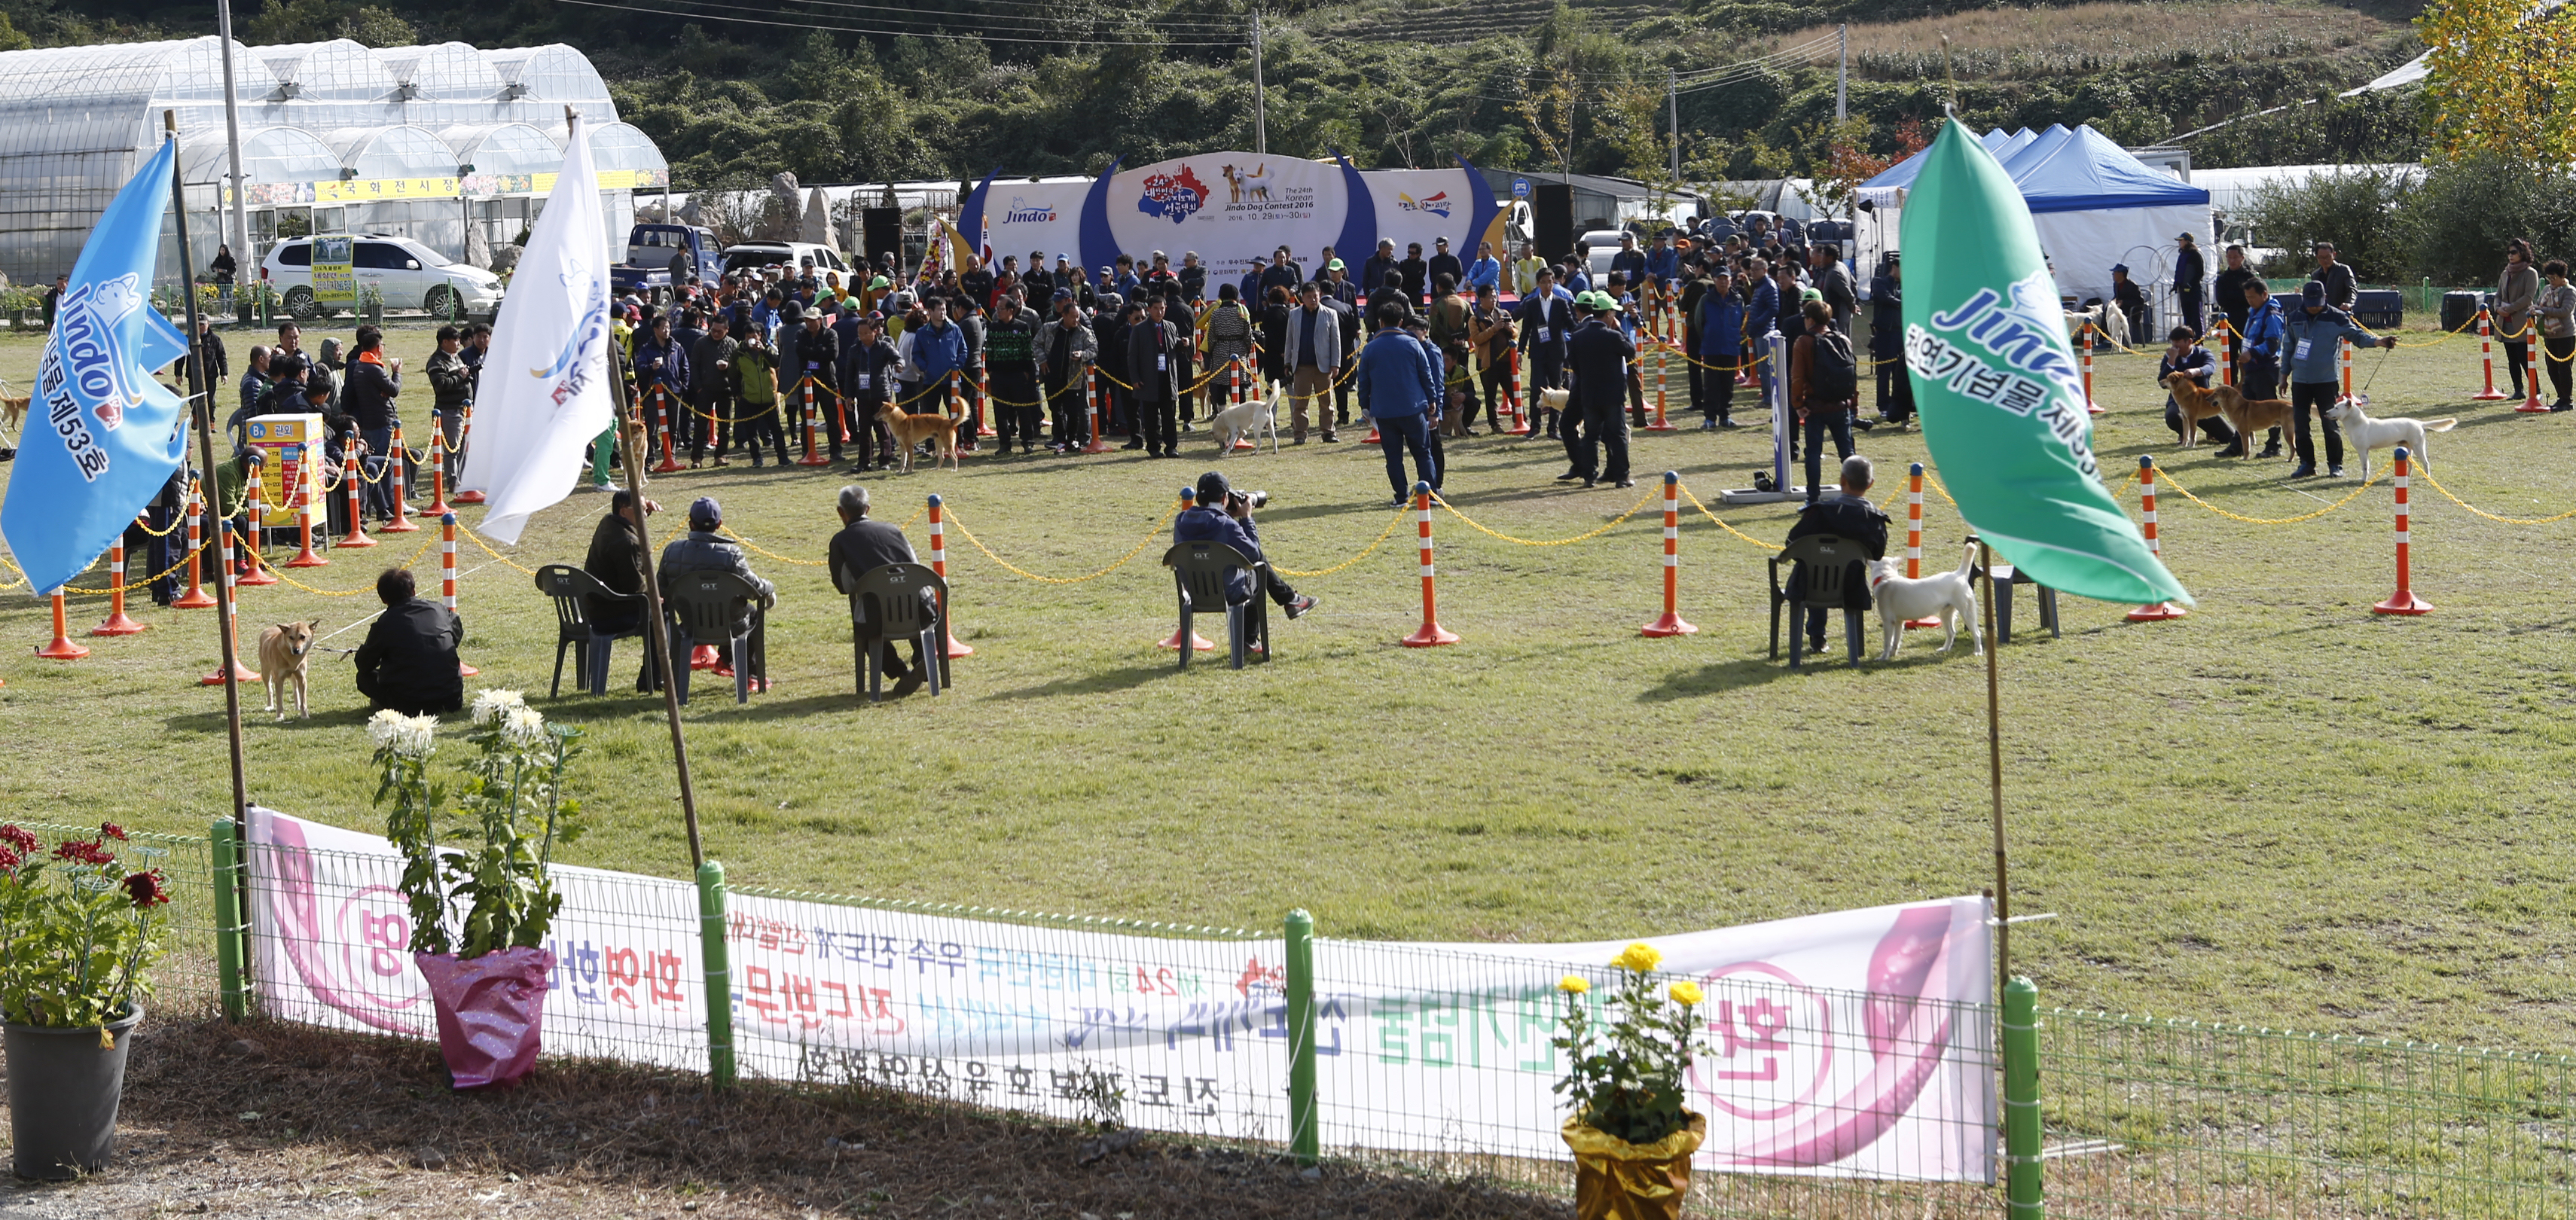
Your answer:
1865;543;1982;662
1210;384;1278;456
2324;398;2455;478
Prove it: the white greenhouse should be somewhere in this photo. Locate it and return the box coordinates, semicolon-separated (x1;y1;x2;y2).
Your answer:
0;36;669;285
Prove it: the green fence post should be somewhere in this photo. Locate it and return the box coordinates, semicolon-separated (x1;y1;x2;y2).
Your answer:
209;819;248;1023
2004;975;2043;1218
1286;909;1319;1167
697;860;736;1090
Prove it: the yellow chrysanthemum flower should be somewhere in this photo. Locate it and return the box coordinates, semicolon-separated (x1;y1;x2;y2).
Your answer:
1559;974;1592;994
1668;981;1705;1006
1611;942;1664;974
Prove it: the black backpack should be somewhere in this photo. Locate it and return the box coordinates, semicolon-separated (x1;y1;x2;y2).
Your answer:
1807;329;1857;403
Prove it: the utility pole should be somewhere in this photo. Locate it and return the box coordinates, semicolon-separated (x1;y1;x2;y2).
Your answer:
1251;13;1268;156
215;0;249;294
1836;23;1849;124
1666;68;1680;187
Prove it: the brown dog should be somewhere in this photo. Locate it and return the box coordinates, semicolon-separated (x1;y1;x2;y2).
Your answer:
2160;374;2230;448
877;399;965;473
0;394;26;438
257;620;321;721
2208;384;2293;457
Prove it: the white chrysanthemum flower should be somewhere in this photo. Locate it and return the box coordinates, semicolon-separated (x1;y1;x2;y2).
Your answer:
470;688;527;725
500;704;548;749
367;708;407;749
369;710;438;758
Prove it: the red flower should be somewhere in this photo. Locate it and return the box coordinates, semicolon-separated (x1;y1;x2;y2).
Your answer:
99;822;127;842
123;869;170;908
0;825;35;855
51;839;114;866
0;846;20;872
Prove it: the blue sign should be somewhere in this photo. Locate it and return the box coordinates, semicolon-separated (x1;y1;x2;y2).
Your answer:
1511;178;1532;200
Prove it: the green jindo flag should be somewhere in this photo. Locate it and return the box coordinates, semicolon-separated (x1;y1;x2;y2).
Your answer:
1899;120;2192;608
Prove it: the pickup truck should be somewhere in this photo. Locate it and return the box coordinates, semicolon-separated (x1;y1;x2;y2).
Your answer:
612;224;721;298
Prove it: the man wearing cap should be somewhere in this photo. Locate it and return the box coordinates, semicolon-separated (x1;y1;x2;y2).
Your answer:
660;497;777;692
1324;258;1356;306
1610;232;1647;289
2283;280;2396;477
843;312;901;471
1426;237;1463;297
1644;231;1680;294
1357;301;1441;506
1036;291;1097;452
1178;252;1205;300
688;313;739;467
796;303;847;462
1693;267;1747;429
984;291;1042;454
1564;291;1637;488
1280;280;1343;444
2110;263;2150;347
1399;242;1430;306
2173;232;2205;333
1146;252;1180;291
1172;470;1319;620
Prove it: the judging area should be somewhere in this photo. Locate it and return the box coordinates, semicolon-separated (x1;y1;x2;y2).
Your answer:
1;315;2573;1056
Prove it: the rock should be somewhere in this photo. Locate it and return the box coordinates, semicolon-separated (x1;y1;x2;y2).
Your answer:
411;1147;447;1170
1299;1167;1322;1181
221;1039;265;1060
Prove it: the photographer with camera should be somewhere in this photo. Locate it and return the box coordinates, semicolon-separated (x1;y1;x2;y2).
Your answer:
1172;471;1319;620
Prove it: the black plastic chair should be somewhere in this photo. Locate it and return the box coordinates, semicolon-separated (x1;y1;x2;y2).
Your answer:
662;570;763;705
839;561;948;702
1766;535;1869;669
533;565;647;697
1162;541;1269;670
1992;561;2060;644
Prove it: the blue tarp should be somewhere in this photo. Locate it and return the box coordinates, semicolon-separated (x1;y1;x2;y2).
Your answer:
1857;124;2208;214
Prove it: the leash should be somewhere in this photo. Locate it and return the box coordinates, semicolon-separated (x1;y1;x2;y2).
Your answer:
2358;341;2394;397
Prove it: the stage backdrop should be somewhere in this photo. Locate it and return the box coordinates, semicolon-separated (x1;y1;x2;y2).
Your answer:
965;153;1499;288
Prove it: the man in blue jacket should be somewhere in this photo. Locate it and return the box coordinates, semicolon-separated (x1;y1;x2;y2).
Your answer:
2282;281;2396;477
1643;231;1680;293
1356;303;1440;507
1361;239;1401;297
908;296;971;410
1694;268;1747;429
1172;470;1317;618
2236;279;2289;457
1610;232;1647;287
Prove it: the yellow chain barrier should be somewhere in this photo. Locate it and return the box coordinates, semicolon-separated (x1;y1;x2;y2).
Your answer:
1270;508;1406;577
57;537;213;594
1430;486;1657;546
264;532;442;596
2413;464;2576;524
458;526;539;575
718;524;829;567
2152;463;2383;524
128;510;187;538
1678;486;1785;551
945;509;1176;584
2391;307;2489;349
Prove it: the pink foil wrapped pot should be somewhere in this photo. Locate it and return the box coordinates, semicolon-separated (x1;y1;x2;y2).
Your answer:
414;947;555;1090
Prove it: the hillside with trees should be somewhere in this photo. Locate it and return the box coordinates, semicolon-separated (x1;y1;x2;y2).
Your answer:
7;0;2429;197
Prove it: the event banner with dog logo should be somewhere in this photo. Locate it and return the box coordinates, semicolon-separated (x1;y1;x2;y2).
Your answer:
1900;120;2190;608
248;808;1992;1181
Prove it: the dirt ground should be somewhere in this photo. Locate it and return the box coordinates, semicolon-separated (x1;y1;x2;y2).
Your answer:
2;1016;1567;1218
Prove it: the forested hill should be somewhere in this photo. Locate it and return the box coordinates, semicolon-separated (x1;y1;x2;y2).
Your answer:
10;0;2428;191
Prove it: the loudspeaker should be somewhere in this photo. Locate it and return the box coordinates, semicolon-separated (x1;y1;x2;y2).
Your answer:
1531;183;1573;265
861;207;902;270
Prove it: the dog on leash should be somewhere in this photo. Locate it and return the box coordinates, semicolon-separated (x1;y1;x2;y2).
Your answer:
2326;398;2455;478
1210;383;1278;456
1865;543;1982;662
1527;387;1571;438
2160;374;2232;448
876;399;966;473
257;619;321;721
2208;384;2294;456
0;394;25;438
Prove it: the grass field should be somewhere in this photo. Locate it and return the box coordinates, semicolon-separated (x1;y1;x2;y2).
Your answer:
2;316;2572;1055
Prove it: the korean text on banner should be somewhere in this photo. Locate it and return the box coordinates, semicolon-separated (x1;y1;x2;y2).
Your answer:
243;808;1991;1182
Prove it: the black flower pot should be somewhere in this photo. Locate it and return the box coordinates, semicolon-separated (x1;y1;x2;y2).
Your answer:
5;1005;143;1179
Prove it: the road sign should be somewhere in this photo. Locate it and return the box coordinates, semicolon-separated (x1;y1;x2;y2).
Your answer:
1511;178;1531;200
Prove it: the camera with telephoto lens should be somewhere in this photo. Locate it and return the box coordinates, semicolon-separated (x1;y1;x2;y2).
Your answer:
1229;490;1270;511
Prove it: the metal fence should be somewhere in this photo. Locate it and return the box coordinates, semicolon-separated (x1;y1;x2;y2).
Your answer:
72;818;2576;1217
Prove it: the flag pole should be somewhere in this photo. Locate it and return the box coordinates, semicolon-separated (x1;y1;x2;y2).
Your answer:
168;109;249;837
582;108;706;871
1977;535;2012;996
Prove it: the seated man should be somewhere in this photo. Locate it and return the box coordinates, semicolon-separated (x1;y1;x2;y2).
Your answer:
1784;456;1890;654
826;484;932;696
659;496;778;691
1171;471;1318;618
582;490;664;691
2156;325;2238;453
354;567;464;714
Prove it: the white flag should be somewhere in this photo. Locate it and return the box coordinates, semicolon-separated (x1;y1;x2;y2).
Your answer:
460;114;615;544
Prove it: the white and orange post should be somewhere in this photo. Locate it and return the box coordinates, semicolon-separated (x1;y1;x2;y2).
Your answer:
1401;481;1459;647
1506;346;1529;435
929;493;974;657
1646;314;1674;431
380;423;419;532
34;585;88;660
339;436;375;548
2519;323;2548;413
1902;463;1942;629
2126;456;2187;621
2080;324;2102;416
451;404;485;504
237;467;277;587
441;511;480;676
282;444;328;568
422;428;452;517
91;526;145;636
172;478;217;609
2337;336;2355;407
2373;447;2432;615
2212;317;2234;389
798;378;830;466
1083;365;1111;454
2473;310;2509;401
200;520;258;685
1640;471;1695;636
652;382;685;472
1158;485;1214;651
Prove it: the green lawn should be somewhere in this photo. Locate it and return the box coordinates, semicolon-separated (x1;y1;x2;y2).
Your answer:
2;317;2572;1053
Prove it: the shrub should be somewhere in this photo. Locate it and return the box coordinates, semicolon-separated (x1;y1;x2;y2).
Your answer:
2404;156;2576;285
2239;166;2418;279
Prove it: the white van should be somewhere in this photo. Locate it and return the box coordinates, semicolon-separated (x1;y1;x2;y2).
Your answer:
261;235;504;321
720;241;850;279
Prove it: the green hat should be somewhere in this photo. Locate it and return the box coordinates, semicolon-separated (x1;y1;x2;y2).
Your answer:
1326;258;1346;271
1799;287;1824;302
1574;290;1600;310
868;275;890;290
1594;292;1622;313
